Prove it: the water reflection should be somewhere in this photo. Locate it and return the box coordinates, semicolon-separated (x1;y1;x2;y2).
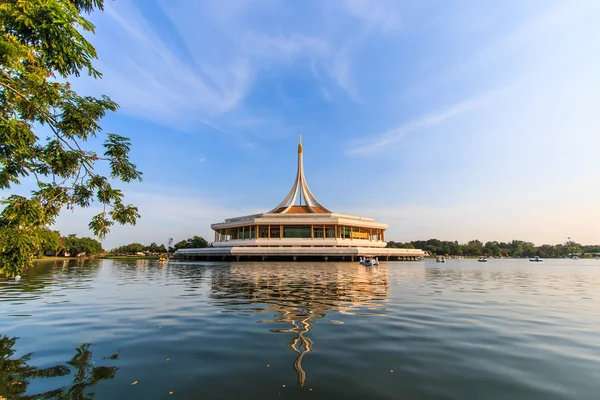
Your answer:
209;263;388;386
0;260;100;302
0;335;118;399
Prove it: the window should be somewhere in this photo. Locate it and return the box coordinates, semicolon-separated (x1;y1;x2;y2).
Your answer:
314;227;324;238
325;226;336;238
259;226;269;238
270;226;280;238
341;227;351;238
283;226;311;238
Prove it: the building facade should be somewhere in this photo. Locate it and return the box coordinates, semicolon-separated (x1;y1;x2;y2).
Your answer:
175;137;425;261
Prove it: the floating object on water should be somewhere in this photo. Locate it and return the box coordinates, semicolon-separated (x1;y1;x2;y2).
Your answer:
359;257;379;266
477;257;488;262
169;392;174;395
529;257;543;262
131;381;138;385
330;320;344;324
267;364;270;367
14;275;21;281
390;370;394;373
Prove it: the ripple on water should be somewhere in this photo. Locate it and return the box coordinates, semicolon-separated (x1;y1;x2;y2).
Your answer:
2;259;600;399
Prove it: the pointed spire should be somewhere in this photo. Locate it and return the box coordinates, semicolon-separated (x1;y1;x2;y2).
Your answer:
269;136;331;214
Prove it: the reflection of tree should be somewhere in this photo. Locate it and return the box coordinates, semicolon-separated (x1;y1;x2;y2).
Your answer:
0;335;118;399
209;263;388;386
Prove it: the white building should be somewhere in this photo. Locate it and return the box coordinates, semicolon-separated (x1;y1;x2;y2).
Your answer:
175;137;424;261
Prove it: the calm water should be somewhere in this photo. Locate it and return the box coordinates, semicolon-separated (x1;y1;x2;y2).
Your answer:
1;259;600;399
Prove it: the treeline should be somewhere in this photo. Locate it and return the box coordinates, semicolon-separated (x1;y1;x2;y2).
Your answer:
387;239;600;258
38;230;103;257
109;236;209;255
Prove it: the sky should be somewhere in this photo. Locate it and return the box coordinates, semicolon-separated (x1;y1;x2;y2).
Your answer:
40;0;600;247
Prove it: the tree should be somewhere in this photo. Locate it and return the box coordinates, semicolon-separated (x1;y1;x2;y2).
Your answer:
0;0;142;277
188;236;209;248
173;240;188;251
63;234;103;256
173;236;209;250
38;228;62;256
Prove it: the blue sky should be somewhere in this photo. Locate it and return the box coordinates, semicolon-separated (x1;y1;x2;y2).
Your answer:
50;0;600;248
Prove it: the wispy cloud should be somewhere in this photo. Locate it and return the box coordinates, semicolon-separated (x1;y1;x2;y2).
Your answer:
343;0;401;34
345;87;508;157
74;0;412;133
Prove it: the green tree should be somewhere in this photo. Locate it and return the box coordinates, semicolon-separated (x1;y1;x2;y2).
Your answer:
63;234;102;256
188;235;209;248
173;236;210;250
38;228;62;256
173;239;188;251
0;0;142;277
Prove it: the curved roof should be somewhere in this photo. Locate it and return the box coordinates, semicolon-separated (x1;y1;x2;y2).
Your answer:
269;136;331;214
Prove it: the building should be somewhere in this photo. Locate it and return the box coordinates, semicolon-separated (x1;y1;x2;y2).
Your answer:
175;137;425;261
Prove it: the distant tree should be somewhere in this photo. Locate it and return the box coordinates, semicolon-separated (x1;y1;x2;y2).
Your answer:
173;236;209;250
484;241;502;257
146;242;159;253
125;243;145;254
188;236;209;248
173;240;188;251
63;234;103;256
38;228;63;256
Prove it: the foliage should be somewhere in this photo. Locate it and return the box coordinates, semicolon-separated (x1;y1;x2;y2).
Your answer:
387;239;599;258
0;0;142;277
38;228;63;256
63;234;103;256
0;334;118;399
174;236;209;250
109;236;208;255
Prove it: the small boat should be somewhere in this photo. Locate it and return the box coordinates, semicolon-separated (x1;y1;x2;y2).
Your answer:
477;257;488;262
529;256;543;262
435;256;446;263
360;257;379;266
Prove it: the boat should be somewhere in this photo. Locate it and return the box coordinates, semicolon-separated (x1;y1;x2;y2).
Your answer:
529;256;543;262
477;257;488;262
360;257;378;266
435;256;446;263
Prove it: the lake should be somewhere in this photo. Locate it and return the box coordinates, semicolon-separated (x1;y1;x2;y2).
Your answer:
1;259;600;399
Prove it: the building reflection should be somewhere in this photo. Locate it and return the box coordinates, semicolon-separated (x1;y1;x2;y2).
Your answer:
208;263;388;386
